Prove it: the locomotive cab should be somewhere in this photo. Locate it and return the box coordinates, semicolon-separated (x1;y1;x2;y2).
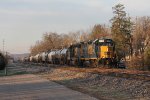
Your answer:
96;38;115;65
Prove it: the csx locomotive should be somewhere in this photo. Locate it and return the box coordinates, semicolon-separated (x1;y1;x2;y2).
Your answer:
26;38;117;67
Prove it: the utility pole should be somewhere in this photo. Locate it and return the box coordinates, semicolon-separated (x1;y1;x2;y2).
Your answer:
3;39;4;54
5;52;7;76
3;39;7;76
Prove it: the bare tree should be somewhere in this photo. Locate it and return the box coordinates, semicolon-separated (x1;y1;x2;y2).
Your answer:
91;24;109;40
131;16;150;70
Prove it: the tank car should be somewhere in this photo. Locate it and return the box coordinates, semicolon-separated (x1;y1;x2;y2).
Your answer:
47;51;56;64
23;57;30;62
54;50;62;64
29;56;34;62
41;52;48;63
34;54;40;63
38;53;42;63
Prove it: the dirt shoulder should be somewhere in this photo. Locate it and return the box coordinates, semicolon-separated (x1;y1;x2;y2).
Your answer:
39;67;150;100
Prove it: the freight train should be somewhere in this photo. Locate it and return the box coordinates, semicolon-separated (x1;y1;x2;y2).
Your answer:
25;38;118;67
0;53;7;70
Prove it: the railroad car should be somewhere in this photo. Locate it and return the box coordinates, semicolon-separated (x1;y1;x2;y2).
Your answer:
38;53;43;63
80;40;98;67
34;54;40;63
66;43;80;65
23;57;30;62
60;48;67;65
29;56;34;62
54;50;62;64
41;52;48;63
47;50;56;64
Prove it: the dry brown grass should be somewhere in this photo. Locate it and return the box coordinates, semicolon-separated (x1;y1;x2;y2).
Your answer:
39;67;150;100
56;66;150;81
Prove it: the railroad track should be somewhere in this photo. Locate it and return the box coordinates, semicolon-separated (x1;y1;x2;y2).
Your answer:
23;62;150;81
60;68;150;81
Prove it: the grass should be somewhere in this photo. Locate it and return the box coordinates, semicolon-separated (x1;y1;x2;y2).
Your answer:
0;70;6;76
0;69;29;77
12;71;29;75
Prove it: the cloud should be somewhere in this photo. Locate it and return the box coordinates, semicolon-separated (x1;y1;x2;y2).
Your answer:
84;0;106;8
0;9;64;16
117;0;150;16
1;0;50;4
0;0;150;53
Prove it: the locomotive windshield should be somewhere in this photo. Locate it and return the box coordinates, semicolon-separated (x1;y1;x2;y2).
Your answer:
98;39;114;46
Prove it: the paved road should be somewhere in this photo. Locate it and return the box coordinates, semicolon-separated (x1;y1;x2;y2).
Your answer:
0;74;98;100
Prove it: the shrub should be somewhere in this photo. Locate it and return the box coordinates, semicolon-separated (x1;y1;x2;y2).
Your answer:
128;55;144;70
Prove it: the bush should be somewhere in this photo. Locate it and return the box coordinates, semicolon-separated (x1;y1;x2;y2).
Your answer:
128;55;145;70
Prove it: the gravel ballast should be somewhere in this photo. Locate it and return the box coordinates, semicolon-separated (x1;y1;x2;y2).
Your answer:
40;68;150;100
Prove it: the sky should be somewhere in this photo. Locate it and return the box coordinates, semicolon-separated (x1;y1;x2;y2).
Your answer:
0;0;150;54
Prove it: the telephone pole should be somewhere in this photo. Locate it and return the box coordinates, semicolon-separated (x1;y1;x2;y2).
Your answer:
3;39;7;76
3;39;5;54
5;52;8;76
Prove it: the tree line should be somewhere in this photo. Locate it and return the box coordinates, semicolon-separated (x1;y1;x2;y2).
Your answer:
30;4;150;71
30;24;109;55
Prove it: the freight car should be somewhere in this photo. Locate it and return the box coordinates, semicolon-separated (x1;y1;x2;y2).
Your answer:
41;52;48;63
23;57;30;62
34;54;40;63
47;50;56;64
60;48;67;65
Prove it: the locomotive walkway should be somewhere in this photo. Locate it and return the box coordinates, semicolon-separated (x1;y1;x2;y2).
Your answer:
0;74;98;100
